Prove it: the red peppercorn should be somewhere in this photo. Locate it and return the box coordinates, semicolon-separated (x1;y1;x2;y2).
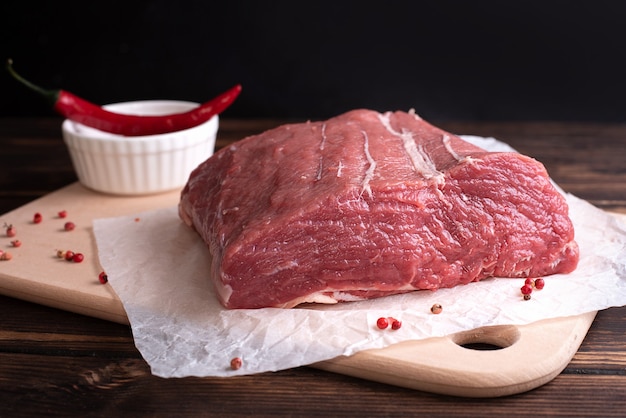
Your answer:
4;223;16;237
390;318;402;330
0;252;12;261
58;210;67;218
524;278;534;286
376;317;389;330
230;357;243;370
521;284;533;295
64;221;76;231
64;250;75;261
72;253;84;263
10;239;21;247
33;212;42;224
98;271;108;284
534;278;545;290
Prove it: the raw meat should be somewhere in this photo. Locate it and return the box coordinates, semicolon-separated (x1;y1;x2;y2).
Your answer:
179;109;579;309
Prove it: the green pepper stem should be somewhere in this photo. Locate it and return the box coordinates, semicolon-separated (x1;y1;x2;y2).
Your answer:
6;58;59;106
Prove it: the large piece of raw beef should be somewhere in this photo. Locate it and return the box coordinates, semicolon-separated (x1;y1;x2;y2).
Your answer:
179;109;579;309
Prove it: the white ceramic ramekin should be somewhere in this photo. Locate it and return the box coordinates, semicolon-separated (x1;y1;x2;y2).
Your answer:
62;100;218;195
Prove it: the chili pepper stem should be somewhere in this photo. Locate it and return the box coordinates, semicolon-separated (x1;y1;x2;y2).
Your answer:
6;59;59;107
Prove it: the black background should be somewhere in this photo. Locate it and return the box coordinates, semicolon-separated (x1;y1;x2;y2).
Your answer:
2;0;626;122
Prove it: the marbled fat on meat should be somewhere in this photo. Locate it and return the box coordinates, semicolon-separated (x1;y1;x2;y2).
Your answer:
178;109;579;309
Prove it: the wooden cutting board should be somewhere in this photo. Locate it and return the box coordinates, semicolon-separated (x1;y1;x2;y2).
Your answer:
0;182;600;397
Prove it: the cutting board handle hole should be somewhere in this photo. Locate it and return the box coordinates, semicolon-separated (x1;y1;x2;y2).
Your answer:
459;342;504;351
451;325;521;351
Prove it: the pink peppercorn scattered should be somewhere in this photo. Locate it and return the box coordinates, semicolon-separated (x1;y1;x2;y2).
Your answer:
33;213;42;224
520;278;545;300
0;252;13;261
4;223;16;237
230;357;243;370
64;221;76;231
11;239;21;247
57;250;84;263
521;284;533;296
376;317;389;330
58;210;68;218
376;317;402;331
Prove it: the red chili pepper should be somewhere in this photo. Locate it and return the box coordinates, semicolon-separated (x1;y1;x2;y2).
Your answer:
7;59;241;136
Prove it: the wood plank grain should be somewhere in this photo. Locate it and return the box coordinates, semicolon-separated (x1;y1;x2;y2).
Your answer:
2;350;626;417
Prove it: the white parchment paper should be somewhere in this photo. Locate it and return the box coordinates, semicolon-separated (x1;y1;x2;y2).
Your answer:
93;136;626;377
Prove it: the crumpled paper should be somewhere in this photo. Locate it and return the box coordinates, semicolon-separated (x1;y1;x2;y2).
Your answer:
93;136;626;378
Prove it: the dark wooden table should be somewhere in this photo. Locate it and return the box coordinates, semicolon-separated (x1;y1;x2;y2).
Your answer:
1;117;625;417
